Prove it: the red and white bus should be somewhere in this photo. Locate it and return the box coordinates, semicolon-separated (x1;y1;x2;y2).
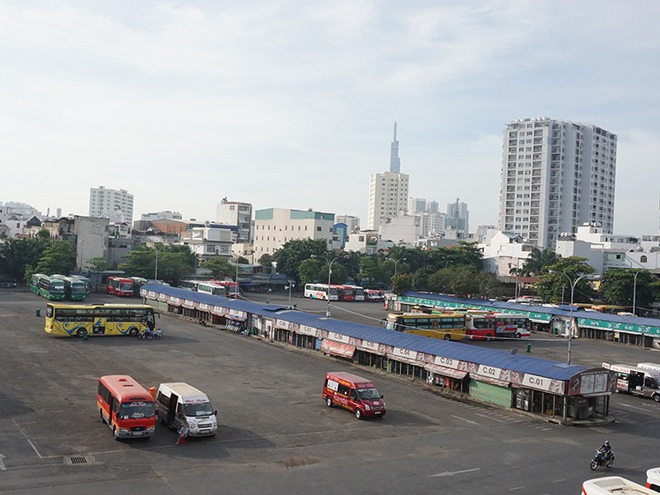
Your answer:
336;285;355;302
106;276;135;297
304;283;339;301
465;312;530;340
97;375;157;440
344;285;365;301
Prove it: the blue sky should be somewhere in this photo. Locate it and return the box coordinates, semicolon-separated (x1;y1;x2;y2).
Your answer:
1;1;659;235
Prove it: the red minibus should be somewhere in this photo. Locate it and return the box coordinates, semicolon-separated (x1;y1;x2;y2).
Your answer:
106;276;135;297
97;375;157;440
322;371;386;420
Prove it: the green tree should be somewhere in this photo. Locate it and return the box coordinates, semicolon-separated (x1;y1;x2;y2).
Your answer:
534;257;597;304
522;248;559;276
119;244;195;285
0;237;50;281
600;268;655;312
391;273;413;295
35;240;77;275
86;257;109;272
258;253;274;268
271;238;328;283
201;256;234;279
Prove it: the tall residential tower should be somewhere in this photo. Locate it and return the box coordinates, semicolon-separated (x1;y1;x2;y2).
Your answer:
499;118;617;248
367;123;409;230
89;186;134;224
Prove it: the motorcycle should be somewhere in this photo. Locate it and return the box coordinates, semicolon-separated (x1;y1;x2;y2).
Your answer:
137;328;163;340
590;449;614;470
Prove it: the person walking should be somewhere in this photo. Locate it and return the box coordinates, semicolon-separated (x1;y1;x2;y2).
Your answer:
176;423;189;445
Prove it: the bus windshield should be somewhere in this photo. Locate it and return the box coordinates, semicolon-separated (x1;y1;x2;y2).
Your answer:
119;401;155;420
183;402;214;416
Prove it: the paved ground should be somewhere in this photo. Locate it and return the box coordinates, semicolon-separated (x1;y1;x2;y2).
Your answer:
0;289;659;494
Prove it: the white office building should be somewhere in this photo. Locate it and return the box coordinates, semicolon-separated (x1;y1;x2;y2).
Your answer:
216;198;253;243
89;186;134;224
253;208;335;257
499;117;617;249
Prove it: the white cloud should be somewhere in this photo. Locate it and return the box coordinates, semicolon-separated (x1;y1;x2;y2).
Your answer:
0;1;659;235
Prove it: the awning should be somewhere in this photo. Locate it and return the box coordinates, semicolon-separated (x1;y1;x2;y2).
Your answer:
473;375;511;387
386;353;424;368
182;300;195;309
321;340;355;358
227;314;247;322
168;297;182;307
424;364;467;380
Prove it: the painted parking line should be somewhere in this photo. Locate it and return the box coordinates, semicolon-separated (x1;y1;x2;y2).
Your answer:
430;467;480;478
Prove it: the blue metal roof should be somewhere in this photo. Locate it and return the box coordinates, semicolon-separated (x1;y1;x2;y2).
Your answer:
142;285;589;381
401;291;660;330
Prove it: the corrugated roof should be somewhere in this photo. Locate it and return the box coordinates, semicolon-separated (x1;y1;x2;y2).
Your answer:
143;285;589;381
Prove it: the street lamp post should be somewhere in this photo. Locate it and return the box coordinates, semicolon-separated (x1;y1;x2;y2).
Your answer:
286;282;295;307
632;270;640;316
550;270;599;365
312;253;344;318
392;257;407;280
154;247;159;282
78;239;86;273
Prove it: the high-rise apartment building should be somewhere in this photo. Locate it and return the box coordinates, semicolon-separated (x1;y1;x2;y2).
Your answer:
446;199;469;237
499;118;617;248
216;197;253;243
367;123;409;230
89;186;134;224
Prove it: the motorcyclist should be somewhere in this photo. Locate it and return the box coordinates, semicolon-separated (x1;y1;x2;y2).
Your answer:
598;440;612;460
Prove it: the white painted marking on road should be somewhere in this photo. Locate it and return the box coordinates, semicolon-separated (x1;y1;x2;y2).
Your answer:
619;403;651;412
430;467;480;478
508;487;524;491
451;415;479;425
475;412;507;423
26;439;43;459
0;453;6;471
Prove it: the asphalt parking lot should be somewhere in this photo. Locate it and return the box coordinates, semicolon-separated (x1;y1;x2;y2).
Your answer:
1;289;659;494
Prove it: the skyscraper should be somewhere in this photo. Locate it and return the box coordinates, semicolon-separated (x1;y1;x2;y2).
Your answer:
390;122;401;173
446;199;469;237
499;117;617;248
367;123;409;230
89;186;134;224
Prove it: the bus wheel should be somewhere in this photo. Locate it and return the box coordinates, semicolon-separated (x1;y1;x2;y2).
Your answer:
515;332;522;339
486;334;493;341
77;329;88;339
326;397;333;408
129;328;138;337
113;427;120;441
100;409;105;423
443;334;451;341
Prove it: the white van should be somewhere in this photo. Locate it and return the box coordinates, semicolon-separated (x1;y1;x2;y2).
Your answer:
156;382;218;437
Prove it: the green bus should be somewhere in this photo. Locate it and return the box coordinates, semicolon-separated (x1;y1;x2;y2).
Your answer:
29;274;66;301
52;275;90;301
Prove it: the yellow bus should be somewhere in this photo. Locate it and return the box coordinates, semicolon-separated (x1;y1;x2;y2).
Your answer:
384;312;467;341
45;303;157;338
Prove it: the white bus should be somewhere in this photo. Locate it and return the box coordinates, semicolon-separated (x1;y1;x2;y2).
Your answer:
647;467;660;492
304;283;339;301
582;476;657;494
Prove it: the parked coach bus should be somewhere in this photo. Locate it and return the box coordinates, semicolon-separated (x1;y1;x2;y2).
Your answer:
304;283;339;301
45;303;157;338
384;312;467;341
336;285;355;302
97;375;156;440
107;276;135;297
465;312;530;340
51;274;89;301
29;274;66;301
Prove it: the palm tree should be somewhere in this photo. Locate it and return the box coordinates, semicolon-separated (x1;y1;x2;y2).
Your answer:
522;248;559;276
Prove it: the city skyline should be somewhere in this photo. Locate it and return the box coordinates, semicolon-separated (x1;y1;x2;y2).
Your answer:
2;2;659;235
